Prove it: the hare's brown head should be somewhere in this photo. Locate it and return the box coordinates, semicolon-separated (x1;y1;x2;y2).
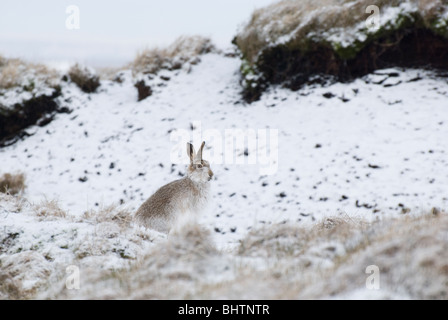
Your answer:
186;141;213;183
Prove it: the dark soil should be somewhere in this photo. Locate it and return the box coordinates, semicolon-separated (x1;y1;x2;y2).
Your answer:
69;68;100;93
134;80;153;101
0;88;65;147
243;28;448;102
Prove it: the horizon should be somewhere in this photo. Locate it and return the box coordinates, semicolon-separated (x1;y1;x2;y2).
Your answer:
1;0;277;68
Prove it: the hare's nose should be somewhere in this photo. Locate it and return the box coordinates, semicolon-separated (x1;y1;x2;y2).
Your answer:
208;169;214;178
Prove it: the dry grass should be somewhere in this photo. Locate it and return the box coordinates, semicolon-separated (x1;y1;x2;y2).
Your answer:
81;204;133;228
0;270;22;300
32;199;66;220
238;215;369;259
37;211;448;299
68;64;100;93
130;35;216;75
68;36;216;82
236;0;448;64
2;186;446;299
0;251;52;300
0;173;26;195
45;224;218;299
0;57;59;90
0;196;156;299
233;213;448;299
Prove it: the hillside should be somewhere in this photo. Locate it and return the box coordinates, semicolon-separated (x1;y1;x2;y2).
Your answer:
1;1;448;300
2;192;447;299
1;52;448;247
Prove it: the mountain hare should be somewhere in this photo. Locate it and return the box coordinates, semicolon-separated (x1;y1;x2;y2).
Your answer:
135;141;213;233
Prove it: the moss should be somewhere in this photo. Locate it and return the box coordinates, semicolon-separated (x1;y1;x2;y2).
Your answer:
240;59;255;78
331;39;366;60
236;5;448;102
112;248;133;260
0;232;21;254
429;17;448;38
30;242;41;251
239;58;265;102
23;80;35;92
331;11;421;60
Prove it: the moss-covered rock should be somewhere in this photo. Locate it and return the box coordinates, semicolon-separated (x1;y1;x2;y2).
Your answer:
234;0;448;102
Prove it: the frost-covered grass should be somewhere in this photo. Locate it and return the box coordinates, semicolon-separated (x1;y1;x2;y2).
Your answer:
1;44;448;299
130;35;216;76
1;192;447;299
0;57;60;110
0;56;59;91
236;0;448;64
0;193;161;299
1;52;448;246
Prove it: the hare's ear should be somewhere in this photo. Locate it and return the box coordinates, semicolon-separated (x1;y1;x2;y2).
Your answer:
197;141;205;161
187;142;196;164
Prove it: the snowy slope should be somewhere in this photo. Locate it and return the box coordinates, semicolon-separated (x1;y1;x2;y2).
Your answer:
1;53;448;247
0;193;162;299
3;194;447;300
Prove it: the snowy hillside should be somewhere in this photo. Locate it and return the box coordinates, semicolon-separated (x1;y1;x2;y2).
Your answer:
1;52;448;248
2;0;448;301
2;192;448;299
2;47;448;299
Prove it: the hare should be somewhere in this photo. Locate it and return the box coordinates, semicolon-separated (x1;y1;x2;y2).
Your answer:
135;141;213;233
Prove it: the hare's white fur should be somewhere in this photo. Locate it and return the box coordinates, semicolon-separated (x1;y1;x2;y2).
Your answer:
134;142;213;233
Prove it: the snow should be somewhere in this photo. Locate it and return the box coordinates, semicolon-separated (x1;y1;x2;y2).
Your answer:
0;193;163;298
237;0;448;62
319;2;418;50
1;53;448;249
3;206;444;299
1;51;448;299
0;86;57;108
0;60;59;109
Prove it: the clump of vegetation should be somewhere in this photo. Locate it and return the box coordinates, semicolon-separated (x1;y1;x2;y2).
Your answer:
134;80;152;101
0;57;63;147
68;64;100;93
131;35;216;75
0;56;59;90
0;251;52;299
234;0;448;101
0;173;26;195
81;204;133;228
34;210;448;300
0;269;22;300
33;199;67;220
128;35;216;102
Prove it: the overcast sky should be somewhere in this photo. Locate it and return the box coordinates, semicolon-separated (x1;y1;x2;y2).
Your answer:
0;0;277;67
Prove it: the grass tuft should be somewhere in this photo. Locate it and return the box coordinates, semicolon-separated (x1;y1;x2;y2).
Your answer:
131;35;216;75
33;199;66;220
0;57;59;90
0;173;26;195
68;64;100;93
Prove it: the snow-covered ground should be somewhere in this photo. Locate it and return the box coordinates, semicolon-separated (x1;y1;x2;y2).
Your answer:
1;52;448;299
2;192;447;299
0;192;166;298
1;53;448;248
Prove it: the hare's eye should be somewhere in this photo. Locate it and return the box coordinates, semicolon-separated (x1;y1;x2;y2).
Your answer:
197;164;203;168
